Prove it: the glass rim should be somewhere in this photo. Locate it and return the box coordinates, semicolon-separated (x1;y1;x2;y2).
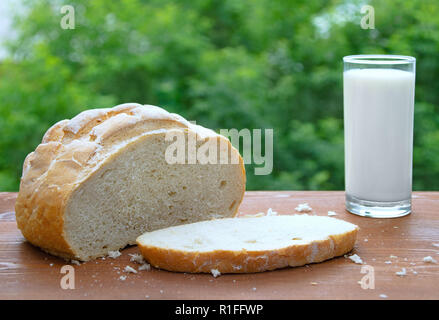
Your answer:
343;54;416;65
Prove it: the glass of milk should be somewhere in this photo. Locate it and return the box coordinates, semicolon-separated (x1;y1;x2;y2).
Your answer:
343;55;416;218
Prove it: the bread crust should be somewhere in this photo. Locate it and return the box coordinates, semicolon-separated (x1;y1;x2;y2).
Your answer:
137;227;358;273
15;103;245;261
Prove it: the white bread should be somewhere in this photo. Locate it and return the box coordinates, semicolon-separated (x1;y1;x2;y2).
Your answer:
15;103;245;261
137;215;359;273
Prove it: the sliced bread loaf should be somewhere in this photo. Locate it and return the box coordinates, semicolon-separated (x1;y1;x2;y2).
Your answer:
137;215;359;273
15;103;245;261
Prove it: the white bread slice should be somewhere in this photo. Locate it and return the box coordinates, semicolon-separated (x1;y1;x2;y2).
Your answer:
137;215;359;273
15;103;245;261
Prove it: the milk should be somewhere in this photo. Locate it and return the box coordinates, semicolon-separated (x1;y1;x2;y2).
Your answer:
344;68;415;202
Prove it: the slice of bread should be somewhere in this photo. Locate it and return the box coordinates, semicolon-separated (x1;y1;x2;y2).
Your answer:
137;215;359;273
15;103;245;261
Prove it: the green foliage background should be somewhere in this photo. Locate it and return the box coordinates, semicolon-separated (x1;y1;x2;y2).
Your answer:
1;0;438;191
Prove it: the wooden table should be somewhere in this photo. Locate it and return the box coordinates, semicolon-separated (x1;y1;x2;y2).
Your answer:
1;191;438;300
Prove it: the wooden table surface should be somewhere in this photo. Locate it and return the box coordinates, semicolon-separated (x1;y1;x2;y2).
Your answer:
1;191;438;300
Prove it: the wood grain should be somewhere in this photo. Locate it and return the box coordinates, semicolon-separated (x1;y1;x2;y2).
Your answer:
0;191;438;300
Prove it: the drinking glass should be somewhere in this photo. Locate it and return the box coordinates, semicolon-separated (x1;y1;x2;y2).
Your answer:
343;54;416;218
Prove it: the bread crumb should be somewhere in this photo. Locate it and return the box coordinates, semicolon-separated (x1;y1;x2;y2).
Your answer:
124;265;138;274
129;253;145;264
347;254;363;264
242;212;265;218
138;263;151;271
108;250;122;259
423;256;438;264
393;226;399;229
395;268;407;277
211;269;221;277
295;203;312;212
119;275;127;281
379;294;388;299
327;211;337;216
310;282;318;286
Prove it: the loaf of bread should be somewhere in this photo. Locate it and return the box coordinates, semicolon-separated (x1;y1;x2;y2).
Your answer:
137;215;359;273
15;103;246;261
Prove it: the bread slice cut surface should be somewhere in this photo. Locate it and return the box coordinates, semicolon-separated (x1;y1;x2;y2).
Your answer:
137;215;359;273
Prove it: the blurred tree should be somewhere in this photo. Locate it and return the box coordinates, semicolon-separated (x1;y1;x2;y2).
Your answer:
0;0;438;192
